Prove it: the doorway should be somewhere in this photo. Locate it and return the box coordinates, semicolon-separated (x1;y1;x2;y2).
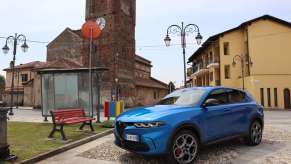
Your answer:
284;88;291;109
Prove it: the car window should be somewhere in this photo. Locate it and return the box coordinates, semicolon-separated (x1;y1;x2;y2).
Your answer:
205;89;228;106
158;89;206;106
226;89;246;104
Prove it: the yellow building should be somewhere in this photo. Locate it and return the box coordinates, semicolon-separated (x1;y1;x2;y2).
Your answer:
188;15;291;110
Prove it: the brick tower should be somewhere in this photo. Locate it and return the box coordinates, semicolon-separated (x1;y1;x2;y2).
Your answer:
85;0;136;105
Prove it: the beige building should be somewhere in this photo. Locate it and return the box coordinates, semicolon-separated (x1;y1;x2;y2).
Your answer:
3;55;168;108
3;61;45;107
188;15;291;110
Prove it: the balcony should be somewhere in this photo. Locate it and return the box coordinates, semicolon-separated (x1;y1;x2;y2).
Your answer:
193;66;209;76
206;58;220;69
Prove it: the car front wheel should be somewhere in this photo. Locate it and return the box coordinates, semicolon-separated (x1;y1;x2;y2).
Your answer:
168;130;199;164
245;120;263;146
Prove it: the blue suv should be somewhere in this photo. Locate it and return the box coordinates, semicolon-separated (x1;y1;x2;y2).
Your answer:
114;87;264;164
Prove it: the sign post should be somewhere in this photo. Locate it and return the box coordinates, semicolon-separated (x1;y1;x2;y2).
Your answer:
82;20;102;122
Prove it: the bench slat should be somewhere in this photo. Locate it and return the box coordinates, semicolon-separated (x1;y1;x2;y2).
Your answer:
51;108;94;125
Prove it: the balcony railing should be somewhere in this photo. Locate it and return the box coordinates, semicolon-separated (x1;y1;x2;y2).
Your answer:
207;58;220;69
192;65;209;76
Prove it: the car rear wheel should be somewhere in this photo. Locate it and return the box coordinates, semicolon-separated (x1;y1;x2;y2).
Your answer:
168;130;199;164
245;120;263;146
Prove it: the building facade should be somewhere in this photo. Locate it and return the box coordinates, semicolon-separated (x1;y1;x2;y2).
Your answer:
46;0;168;107
188;15;291;110
3;0;168;108
3;61;45;107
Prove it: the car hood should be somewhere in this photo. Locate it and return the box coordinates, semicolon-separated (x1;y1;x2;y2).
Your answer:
117;105;196;122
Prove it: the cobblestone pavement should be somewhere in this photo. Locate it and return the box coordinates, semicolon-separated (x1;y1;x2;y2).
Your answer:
39;111;291;164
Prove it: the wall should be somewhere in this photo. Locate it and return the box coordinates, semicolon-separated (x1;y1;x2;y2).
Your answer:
5;69;34;90
246;19;291;109
248;19;291;75
219;29;247;89
245;75;291;109
136;87;168;106
47;29;84;65
3;93;23;106
135;62;151;79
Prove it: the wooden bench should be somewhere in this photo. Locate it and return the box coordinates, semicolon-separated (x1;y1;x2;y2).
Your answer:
48;108;95;140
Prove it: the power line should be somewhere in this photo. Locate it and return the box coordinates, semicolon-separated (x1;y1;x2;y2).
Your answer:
0;30;290;50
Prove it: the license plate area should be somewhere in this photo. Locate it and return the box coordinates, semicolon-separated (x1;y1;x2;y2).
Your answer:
125;134;139;142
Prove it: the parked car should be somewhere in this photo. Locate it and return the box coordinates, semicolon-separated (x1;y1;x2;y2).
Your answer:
114;87;264;164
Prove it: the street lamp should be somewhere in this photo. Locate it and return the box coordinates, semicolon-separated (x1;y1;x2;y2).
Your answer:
2;34;29;115
232;55;253;90
164;22;202;87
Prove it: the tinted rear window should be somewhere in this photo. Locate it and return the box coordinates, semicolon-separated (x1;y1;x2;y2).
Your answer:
227;89;246;103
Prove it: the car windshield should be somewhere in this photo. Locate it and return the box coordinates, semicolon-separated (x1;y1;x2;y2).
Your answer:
157;89;206;106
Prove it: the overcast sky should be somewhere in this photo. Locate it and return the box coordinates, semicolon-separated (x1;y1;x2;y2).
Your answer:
0;0;290;87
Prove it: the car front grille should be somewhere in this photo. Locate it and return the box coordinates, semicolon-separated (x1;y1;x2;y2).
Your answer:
115;121;150;152
116;121;134;139
115;136;150;152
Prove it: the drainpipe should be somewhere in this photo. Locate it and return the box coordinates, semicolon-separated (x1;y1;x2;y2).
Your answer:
246;26;251;76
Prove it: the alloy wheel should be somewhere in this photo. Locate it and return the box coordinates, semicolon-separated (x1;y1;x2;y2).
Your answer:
251;121;262;144
173;134;198;164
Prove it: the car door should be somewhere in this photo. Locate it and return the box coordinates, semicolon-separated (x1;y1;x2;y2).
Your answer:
202;89;231;142
225;89;252;135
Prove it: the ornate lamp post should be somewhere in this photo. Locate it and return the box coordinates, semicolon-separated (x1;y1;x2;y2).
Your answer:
164;22;202;87
2;34;29;115
232;55;253;90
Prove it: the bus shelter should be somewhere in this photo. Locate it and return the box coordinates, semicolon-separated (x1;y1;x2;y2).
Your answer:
38;67;108;120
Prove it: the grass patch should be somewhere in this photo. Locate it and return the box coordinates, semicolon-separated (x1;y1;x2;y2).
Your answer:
102;120;115;128
6;122;108;162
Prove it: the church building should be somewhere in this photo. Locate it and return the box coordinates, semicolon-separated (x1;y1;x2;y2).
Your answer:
3;0;168;110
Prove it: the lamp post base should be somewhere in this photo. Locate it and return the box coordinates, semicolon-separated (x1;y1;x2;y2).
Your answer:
0;145;17;161
0;145;10;159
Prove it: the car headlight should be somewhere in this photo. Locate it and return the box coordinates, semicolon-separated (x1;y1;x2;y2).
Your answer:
134;121;165;128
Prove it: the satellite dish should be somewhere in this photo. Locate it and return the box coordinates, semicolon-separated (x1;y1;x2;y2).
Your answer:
97;17;106;30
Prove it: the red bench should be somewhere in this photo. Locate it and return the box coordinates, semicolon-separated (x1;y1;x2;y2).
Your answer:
48;108;95;140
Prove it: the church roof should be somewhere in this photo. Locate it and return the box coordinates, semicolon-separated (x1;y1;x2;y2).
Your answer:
3;61;46;71
135;54;152;67
136;77;168;90
71;29;83;37
36;58;83;70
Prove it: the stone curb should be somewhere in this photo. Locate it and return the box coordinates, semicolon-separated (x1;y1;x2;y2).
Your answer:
18;129;113;164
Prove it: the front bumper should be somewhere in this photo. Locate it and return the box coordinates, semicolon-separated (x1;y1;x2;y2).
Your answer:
114;121;171;155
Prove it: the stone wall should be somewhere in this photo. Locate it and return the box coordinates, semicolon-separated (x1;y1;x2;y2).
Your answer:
2;93;24;106
47;29;84;66
136;87;168;106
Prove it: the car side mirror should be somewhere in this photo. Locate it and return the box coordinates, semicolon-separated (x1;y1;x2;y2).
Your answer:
202;98;220;108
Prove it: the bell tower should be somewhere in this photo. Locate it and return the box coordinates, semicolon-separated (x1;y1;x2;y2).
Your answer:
85;0;137;106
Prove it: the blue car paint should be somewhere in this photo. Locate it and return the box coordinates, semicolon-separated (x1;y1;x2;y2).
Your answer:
114;87;264;156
